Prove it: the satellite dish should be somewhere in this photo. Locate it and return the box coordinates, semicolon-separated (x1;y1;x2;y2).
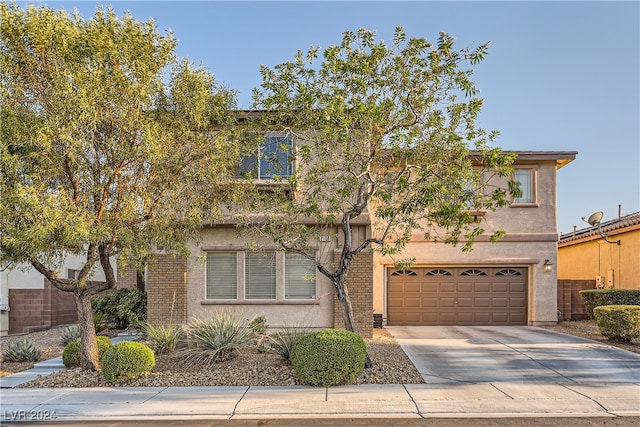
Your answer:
579;210;621;245
586;211;603;226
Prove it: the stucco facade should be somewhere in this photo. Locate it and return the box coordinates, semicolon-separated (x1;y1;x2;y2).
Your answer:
558;211;640;290
186;226;335;329
146;221;374;337
373;152;577;326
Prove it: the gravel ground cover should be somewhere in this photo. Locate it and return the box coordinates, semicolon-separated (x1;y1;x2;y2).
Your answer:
1;327;425;387
540;320;640;354
1;320;638;388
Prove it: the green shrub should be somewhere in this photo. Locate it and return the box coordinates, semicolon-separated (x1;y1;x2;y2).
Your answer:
101;341;155;383
140;322;184;355
62;336;112;368
2;339;41;362
593;305;640;342
290;329;366;387
186;309;254;367
580;289;640;319
92;288;147;329
268;326;313;360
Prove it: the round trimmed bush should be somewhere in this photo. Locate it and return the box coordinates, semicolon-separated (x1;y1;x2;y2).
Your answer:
101;341;155;383
580;289;640;319
290;329;366;387
593;305;640;342
62;336;112;368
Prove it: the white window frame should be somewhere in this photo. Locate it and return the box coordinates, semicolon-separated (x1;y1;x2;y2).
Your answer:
205;252;238;299
67;269;80;280
245;251;277;300
512;167;538;206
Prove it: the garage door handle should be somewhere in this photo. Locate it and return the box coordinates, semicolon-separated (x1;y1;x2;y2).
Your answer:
455;300;458;304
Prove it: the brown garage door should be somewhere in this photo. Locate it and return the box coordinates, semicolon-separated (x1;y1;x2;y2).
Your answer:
387;266;527;325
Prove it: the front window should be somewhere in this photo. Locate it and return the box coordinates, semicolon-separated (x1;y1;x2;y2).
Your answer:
237;133;293;180
205;250;316;301
285;253;316;299
245;252;276;299
205;252;237;299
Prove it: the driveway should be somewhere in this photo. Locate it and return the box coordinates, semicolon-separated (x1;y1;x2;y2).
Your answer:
386;325;640;385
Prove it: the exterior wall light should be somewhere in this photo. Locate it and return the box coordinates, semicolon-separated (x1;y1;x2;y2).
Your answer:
543;259;553;273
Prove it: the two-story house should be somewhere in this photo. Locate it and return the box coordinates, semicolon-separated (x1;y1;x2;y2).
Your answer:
144;136;576;336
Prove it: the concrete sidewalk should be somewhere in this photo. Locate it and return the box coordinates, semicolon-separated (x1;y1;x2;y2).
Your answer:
1;327;639;422
1;382;639;422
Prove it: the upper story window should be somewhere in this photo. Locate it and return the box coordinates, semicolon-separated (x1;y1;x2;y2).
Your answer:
237;133;293;180
513;168;537;205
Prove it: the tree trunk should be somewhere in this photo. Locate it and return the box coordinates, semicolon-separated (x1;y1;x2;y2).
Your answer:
334;277;372;368
335;279;358;333
74;292;100;371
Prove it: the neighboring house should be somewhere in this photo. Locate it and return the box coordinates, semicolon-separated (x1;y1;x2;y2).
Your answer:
558;210;640;290
0;256;131;336
145;140;577;335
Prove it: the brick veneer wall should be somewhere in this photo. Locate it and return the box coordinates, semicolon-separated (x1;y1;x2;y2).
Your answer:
116;264;139;290
333;250;373;338
8;279;78;334
146;254;188;325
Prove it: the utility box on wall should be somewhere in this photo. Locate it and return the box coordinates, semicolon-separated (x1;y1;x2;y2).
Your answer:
595;276;604;288
0;296;9;311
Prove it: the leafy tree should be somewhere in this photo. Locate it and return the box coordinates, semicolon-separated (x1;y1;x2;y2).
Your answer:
244;27;519;336
0;3;240;370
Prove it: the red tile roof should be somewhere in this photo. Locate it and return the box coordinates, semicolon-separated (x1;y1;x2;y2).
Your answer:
560;211;640;243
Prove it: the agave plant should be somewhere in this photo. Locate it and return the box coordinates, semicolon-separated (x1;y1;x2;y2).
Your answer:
185;309;254;367
2;339;41;362
61;324;82;346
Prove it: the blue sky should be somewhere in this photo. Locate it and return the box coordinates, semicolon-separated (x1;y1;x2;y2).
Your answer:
19;1;640;235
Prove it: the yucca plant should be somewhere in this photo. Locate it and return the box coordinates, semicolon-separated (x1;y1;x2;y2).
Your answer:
93;312;109;334
268;325;314;360
2;339;41;362
186;309;254;367
141;322;184;355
